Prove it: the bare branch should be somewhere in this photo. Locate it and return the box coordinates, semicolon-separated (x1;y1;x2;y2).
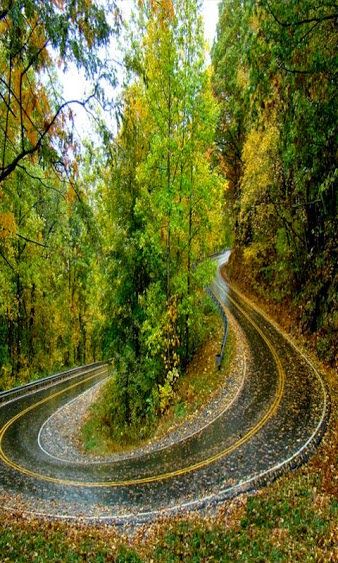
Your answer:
276;58;318;75
16;233;47;248
0;248;16;272
297;21;321;44
0;91;16;119
0;93;97;183
276;59;336;76
2;54;12;170
0;76;39;139
16;164;67;199
265;2;338;27
22;40;50;77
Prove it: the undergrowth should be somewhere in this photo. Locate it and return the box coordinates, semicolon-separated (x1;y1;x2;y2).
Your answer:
81;313;235;454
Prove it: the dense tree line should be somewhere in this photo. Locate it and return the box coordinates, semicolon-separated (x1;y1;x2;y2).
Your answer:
0;0;116;387
98;0;222;437
212;0;337;363
0;157;103;386
0;0;222;435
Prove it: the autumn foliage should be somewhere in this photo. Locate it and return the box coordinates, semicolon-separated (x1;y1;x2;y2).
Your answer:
212;0;337;364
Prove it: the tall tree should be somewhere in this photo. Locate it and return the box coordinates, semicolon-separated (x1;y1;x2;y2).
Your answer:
212;0;250;242
0;1;121;386
0;140;106;387
100;0;222;436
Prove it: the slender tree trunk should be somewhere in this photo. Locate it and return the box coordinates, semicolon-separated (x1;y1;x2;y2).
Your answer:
15;273;24;374
7;307;14;374
166;71;172;300
185;164;193;362
28;283;35;363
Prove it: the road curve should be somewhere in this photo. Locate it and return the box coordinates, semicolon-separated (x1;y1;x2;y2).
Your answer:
0;252;330;524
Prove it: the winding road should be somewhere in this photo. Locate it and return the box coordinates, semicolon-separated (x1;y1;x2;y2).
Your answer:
0;252;329;525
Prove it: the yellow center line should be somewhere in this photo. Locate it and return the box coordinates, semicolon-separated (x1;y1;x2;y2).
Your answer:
0;294;285;488
0;368;108;443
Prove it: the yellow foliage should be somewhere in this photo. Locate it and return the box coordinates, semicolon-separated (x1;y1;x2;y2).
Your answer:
241;121;279;212
79;18;94;48
0;212;16;239
151;0;174;18
249;14;261;33
162;0;175;19
123;84;147;126
237;66;249;90
12;67;22;100
71;160;79;178
131;96;146;121
243;242;266;264
65;184;77;206
26;127;38;146
158;367;179;413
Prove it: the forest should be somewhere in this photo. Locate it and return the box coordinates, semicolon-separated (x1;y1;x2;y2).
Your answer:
0;0;336;438
213;0;337;367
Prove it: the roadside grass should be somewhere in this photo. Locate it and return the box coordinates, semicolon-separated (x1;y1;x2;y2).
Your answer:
81;313;235;455
148;475;337;562
0;517;141;562
150;415;338;562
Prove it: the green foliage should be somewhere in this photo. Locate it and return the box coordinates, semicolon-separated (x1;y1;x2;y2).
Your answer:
116;547;143;563
0;0;116;184
0;149;105;388
0;1;119;385
212;0;337;361
98;0;222;434
82;314;232;454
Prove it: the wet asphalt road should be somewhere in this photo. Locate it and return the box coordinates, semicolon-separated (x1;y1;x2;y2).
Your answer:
0;252;329;524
